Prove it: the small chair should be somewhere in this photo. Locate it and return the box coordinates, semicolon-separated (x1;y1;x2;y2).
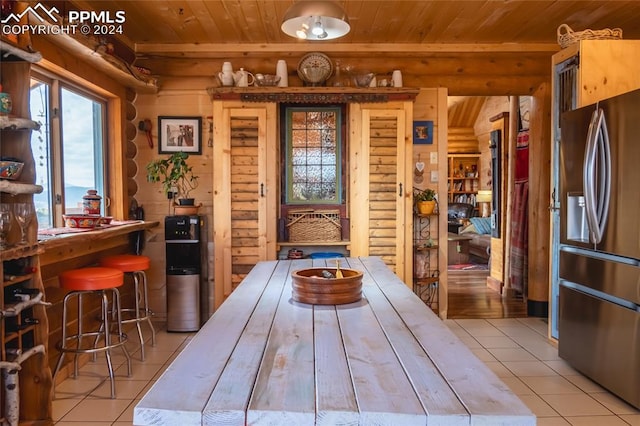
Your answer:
448;202;476;233
100;254;156;360
53;267;132;399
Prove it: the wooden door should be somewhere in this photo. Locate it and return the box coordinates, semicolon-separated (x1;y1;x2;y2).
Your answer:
349;102;413;283
213;101;277;308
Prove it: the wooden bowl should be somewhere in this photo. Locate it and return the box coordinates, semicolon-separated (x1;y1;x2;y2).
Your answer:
291;268;363;305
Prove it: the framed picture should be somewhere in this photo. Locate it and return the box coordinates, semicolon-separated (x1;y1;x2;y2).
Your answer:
158;116;202;154
413;120;434;144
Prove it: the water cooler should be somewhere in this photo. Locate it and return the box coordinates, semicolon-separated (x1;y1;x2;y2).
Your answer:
165;215;207;332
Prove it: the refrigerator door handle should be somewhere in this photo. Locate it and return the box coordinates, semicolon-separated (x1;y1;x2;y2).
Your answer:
583;107;611;245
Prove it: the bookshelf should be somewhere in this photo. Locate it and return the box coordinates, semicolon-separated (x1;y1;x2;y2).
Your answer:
447;154;480;209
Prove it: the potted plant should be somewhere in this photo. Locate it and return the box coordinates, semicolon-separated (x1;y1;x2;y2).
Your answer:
414;187;437;215
146;151;199;206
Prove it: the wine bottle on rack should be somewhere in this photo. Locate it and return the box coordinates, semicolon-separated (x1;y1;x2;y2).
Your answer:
21;317;39;327
12;287;39;295
6;286;39;303
3;258;37;276
5;317;39;333
23;330;35;349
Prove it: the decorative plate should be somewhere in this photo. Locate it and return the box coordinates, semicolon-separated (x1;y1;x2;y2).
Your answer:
297;52;333;84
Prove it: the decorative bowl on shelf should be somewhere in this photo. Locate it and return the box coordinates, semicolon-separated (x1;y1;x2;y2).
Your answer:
0;158;24;180
352;73;375;88
101;216;113;225
291;267;363;305
254;74;281;87
62;214;102;228
299;66;332;86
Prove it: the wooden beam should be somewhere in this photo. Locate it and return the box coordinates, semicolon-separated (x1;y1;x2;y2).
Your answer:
136;42;559;56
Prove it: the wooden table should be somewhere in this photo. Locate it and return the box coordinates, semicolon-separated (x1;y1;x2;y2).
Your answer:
134;257;534;425
448;232;473;265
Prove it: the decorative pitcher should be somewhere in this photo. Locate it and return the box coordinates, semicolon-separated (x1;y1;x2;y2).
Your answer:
233;68;255;87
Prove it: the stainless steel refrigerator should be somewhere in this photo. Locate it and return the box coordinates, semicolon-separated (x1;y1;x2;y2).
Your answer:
558;88;640;409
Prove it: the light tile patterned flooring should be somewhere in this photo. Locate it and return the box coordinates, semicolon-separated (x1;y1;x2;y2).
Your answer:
52;318;640;425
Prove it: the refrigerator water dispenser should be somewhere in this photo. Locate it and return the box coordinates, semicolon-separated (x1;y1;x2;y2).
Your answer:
567;192;589;242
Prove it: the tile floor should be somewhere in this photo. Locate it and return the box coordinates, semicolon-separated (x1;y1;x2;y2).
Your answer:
52;318;640;425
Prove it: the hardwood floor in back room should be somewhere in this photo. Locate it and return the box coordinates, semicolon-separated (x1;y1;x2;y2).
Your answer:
447;270;527;319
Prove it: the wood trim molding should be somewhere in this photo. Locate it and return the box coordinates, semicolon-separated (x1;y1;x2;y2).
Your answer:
207;87;419;103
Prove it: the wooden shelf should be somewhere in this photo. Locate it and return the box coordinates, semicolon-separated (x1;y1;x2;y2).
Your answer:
207;86;420;103
0;244;41;262
0;116;40;130
278;241;350;247
34;22;158;93
415;276;439;285
415;245;439;251
0;39;42;63
0;180;44;195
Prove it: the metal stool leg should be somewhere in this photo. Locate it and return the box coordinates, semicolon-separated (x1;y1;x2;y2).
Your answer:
133;271;156;360
112;287;132;377
101;290;116;399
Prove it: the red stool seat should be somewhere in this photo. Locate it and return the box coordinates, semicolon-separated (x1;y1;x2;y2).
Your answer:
100;254;150;272
60;267;124;291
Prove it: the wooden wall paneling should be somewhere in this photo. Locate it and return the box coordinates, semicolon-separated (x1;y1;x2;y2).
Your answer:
447;128;480;153
412;88;446;316
138;51;550;87
528;83;551;314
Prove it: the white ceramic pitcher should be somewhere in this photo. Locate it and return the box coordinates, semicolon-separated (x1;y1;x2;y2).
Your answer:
233;68;255;87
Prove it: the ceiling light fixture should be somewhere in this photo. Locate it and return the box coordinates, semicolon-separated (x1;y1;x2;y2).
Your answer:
281;1;350;41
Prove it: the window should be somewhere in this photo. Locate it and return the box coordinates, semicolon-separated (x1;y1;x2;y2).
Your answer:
284;106;342;204
30;71;107;229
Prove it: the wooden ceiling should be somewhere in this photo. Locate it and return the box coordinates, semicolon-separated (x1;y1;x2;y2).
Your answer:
69;1;639;47
56;1;640;95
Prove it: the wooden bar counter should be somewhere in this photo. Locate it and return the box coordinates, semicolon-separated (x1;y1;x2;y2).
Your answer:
135;256;534;425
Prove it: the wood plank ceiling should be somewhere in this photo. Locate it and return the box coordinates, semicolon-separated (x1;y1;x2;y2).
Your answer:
60;1;640;95
69;1;640;46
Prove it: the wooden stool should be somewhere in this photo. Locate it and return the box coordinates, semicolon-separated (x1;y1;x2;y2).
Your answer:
53;267;132;399
100;254;156;361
